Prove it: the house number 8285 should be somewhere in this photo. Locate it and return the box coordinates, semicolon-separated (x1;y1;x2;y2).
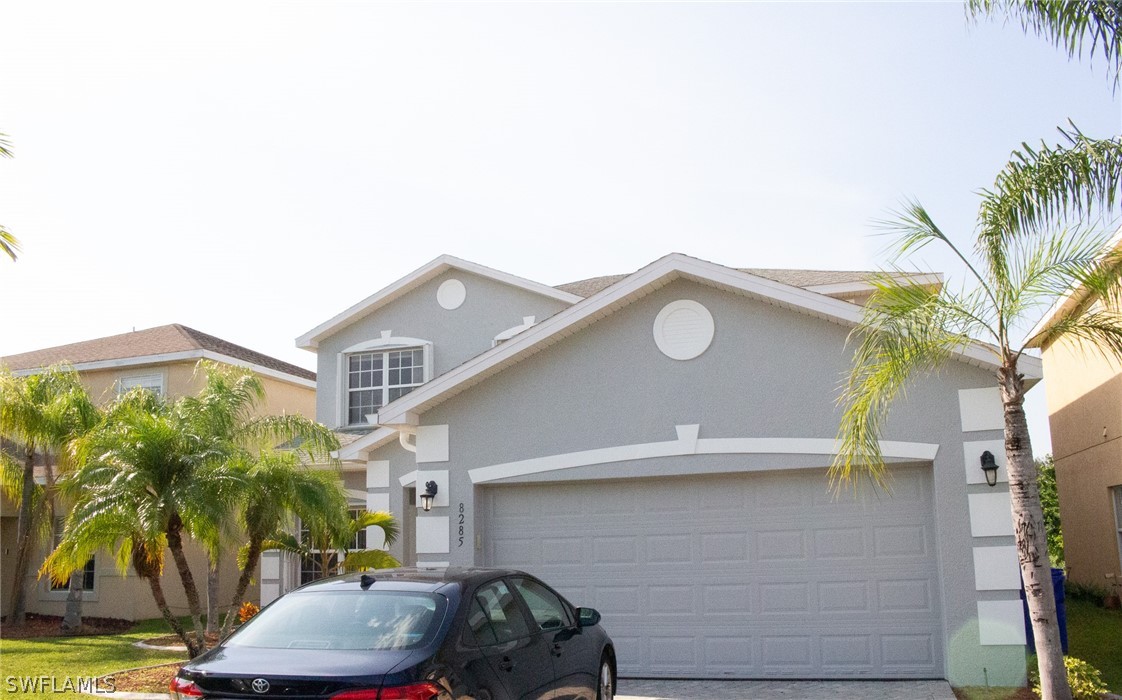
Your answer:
458;503;465;547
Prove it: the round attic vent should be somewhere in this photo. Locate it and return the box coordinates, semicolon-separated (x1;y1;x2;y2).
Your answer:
653;300;714;360
437;279;466;310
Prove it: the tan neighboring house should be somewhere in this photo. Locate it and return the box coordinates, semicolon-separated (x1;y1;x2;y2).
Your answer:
0;324;316;621
1028;241;1122;593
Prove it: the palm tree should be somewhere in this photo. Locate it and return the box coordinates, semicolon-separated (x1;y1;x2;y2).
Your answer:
263;509;401;584
834;126;1122;700
1;132;21;262
0;364;96;626
220;451;351;636
45;388;240;657
48;362;342;655
967;1;1122;82
170;361;341;634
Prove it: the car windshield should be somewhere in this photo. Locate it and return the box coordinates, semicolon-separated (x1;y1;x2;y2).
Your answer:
225;590;446;651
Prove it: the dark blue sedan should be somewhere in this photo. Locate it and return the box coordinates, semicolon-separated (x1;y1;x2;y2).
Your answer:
171;568;615;700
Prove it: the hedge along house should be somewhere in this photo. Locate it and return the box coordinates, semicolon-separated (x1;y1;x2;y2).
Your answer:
289;253;1038;685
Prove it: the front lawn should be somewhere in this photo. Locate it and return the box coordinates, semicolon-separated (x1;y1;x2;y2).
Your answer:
1065;596;1122;693
0;618;186;698
955;596;1122;700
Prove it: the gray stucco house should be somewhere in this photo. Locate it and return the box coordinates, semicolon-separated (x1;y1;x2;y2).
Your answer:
274;253;1036;685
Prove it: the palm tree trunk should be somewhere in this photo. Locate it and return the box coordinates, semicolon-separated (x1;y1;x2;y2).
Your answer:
1000;366;1071;700
166;514;207;650
206;552;219;636
6;448;37;626
222;538;262;636
60;571;83;633
144;571;202;658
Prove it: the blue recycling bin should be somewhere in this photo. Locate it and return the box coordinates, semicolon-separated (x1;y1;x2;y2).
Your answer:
1021;567;1068;654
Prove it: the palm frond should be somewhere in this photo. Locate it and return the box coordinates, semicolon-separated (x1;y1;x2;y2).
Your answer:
1003;225;1121;344
239;414;340;459
1036;310;1122;358
0;132;12;158
0;225;20;262
967;0;1122;81
978;126;1122;275
260;533;306;558
878;201;1000;311
342;549;401;571
833;274;989;493
0;450;25;503
349;510;400;549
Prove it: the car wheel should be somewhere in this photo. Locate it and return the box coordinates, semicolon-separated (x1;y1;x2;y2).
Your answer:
597;655;614;700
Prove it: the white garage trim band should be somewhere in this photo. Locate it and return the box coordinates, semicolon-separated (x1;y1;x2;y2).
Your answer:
468;425;940;484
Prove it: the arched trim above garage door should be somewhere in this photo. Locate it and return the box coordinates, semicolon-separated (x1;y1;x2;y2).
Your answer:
468;424;939;484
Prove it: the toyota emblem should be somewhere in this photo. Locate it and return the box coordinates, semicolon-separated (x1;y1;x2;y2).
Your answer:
251;678;270;694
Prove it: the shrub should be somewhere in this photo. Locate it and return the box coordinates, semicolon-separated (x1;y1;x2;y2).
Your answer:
237;601;260;623
1030;657;1107;700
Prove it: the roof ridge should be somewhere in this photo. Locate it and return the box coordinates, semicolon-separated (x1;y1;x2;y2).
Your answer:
170;323;207;350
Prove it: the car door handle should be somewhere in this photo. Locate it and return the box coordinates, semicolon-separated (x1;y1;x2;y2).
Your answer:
499;656;515;672
551;643;563;657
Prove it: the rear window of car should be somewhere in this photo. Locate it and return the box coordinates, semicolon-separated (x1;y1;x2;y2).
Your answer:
225;590;446;651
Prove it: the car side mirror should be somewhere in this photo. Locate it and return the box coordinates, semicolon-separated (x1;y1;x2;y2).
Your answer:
576;607;601;628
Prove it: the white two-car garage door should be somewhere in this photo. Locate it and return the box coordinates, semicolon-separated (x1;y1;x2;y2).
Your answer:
481;465;943;679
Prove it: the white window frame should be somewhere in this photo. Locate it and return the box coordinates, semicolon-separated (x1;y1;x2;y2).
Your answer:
117;371;165;397
336;336;433;427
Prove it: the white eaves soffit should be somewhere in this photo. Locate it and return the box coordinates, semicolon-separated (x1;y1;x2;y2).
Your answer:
375;253;1034;427
296;255;583;350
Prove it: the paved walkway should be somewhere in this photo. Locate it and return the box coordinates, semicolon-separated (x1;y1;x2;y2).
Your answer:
616;679;957;700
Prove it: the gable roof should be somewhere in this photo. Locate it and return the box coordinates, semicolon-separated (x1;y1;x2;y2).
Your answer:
1;324;316;387
296;255;584;350
376;253;1039;427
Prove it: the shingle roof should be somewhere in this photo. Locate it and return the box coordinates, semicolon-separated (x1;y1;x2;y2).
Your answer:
1;324;316;381
555;268;881;297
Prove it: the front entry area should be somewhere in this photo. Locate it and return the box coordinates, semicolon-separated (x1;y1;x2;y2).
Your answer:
481;464;944;679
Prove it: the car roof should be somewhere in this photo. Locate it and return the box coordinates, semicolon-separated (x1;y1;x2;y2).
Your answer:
290;567;527;594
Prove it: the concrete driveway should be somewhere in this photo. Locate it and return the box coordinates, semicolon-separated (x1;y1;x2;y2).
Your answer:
616;679;957;700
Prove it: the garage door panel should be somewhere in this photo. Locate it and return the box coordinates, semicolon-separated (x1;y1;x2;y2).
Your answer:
483;466;942;678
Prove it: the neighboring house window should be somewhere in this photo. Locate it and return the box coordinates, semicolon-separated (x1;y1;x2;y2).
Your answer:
50;520;95;591
346;348;425;425
117;373;164;397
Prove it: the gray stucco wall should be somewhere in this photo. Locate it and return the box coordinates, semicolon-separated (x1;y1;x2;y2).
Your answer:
375;277;1025;685
314;268;571;428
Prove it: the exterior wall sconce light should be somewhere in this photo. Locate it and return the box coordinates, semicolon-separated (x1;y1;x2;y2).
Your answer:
421;480;439;512
980;451;999;487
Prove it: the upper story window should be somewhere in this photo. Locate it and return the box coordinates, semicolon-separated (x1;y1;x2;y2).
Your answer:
117;372;164;397
339;334;432;427
347;348;424;425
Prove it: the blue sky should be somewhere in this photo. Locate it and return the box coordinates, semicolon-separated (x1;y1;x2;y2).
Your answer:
2;1;1120;455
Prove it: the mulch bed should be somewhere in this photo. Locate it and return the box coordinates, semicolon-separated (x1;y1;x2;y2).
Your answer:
0;613;133;639
108;662;183;694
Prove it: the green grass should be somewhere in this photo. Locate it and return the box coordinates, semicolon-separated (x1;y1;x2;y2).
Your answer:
1065;596;1122;692
0;618;186;698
